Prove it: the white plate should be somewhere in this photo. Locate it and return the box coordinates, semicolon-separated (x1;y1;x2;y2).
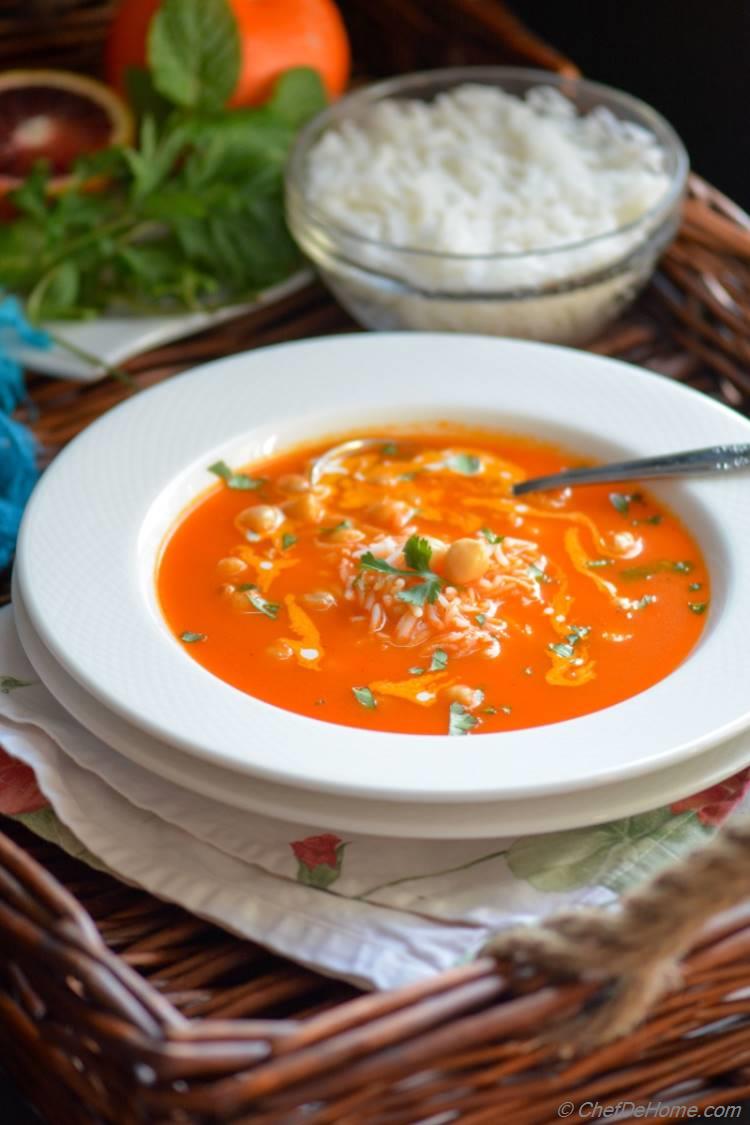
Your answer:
13;575;750;838
8;271;312;381
15;334;750;802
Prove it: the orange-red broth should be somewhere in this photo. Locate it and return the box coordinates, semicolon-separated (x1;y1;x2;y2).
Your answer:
157;430;709;736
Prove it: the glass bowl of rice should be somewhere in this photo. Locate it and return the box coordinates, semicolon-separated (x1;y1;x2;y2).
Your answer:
285;67;688;345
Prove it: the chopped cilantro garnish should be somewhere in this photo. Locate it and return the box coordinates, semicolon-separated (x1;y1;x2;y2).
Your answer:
180;631;206;644
281;533;297;550
246;591;280;619
360;535;444;606
236;582;257;592
208;460;263;491
484;706;498;715
633;514;663;527
620;560;694;580
447;453;481;475
430;649;448;672
408;667;424;676
381;442;399;457
321;519;352;536
528;564;551;584
632;594;656;610
549;626;589;662
352;686;377;709
448;702;478;736
475;613;486;626
688;582;702;592
480;527;504;545
688;601;708;615
609;492;631;516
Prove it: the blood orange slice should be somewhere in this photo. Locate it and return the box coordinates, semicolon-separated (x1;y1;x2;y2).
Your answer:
0;69;133;194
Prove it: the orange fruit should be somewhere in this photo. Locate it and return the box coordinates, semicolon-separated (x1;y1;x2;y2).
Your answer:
0;69;133;195
106;0;350;107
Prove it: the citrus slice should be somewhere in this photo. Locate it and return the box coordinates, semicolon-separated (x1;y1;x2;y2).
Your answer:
0;69;133;194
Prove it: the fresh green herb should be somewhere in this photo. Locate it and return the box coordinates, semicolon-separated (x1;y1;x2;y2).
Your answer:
527;564;551;584
631;594;656;610
448;702;478;736
246;591;280;619
688;582;702;592
484;706;498;715
236;582;257;591
475;613;486;626
430;649;448;672
586;558;614;569
620;560;694;580
447;453;481;475
208;460;263;491
480;527;504;545
688;601;708;615
0;2;327;324
609;492;631;516
0;676;36;693
381;443;399;457
180;631;206;643
352;686;377;709
408;667;424;676
281;532;297;550
633;514;663;527
548;625;589;662
321;519;352;536
360;535;444;606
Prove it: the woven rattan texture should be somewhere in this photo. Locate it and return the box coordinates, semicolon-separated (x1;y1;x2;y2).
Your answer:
3;2;750;1121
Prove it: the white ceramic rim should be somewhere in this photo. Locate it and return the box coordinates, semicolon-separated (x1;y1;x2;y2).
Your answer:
14;577;750;839
15;334;750;801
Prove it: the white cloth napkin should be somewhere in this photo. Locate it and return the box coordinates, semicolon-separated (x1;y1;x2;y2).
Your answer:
1;605;747;991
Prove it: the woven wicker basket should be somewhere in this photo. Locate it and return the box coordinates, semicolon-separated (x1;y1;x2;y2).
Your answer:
2;2;750;1122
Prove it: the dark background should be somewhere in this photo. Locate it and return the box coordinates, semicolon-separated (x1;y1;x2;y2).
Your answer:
521;0;750;207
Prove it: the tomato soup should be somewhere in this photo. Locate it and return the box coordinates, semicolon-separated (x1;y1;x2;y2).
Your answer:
157;429;709;736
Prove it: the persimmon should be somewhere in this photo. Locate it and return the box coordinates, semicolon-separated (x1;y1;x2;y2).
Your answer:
106;0;350;107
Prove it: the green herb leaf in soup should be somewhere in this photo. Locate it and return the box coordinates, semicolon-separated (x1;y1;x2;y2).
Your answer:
430;649;448;672
448;453;481;475
688;601;708;615
480;527;504;544
449;702;479;736
620;560;694;580
352;686;377;709
609;492;631;516
208;460;264;491
180;631;206;643
246;591;280;619
281;533;297;550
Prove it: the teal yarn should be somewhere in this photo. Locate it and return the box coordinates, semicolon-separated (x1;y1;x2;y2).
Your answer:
0;296;50;570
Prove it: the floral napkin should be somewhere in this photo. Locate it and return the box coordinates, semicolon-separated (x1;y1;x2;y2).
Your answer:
0;603;748;990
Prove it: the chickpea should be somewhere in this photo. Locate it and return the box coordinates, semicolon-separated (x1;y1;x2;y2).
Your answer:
216;556;247;580
267;639;294;661
277;473;310;494
285;492;323;523
327;526;365;545
445;684;483;710
365;498;413;531
236;504;284;535
443;538;489;585
303;590;337;612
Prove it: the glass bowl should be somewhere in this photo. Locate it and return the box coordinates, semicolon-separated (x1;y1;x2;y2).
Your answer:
285;67;689;346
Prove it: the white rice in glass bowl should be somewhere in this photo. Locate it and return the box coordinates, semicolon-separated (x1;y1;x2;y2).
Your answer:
286;68;688;344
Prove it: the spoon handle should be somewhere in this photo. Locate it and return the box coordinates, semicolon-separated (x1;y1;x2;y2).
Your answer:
512;444;750;496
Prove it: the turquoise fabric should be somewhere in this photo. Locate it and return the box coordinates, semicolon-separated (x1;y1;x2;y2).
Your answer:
0;297;50;570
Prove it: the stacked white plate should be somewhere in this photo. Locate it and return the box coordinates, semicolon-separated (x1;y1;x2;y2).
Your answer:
13;334;750;838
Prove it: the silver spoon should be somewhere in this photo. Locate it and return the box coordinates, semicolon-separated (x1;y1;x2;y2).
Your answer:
512;444;750;496
309;438;750;496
